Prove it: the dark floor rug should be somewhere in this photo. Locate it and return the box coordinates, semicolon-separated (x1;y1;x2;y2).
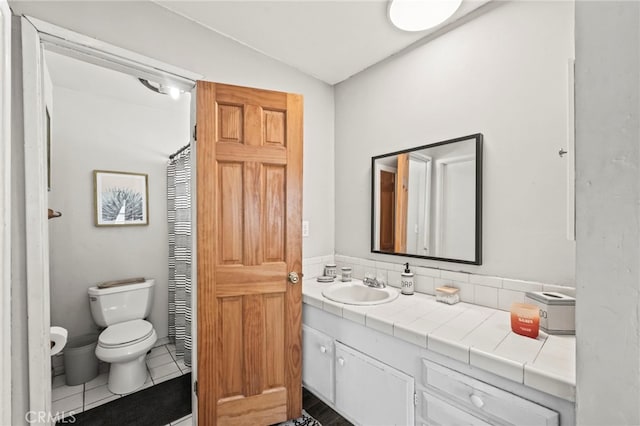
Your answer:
301;388;351;426
57;373;191;426
275;410;322;426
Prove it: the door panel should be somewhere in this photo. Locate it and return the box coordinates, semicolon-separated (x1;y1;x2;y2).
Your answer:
264;165;286;262
218;162;243;264
265;294;286;388
379;170;395;252
219;297;243;398
197;82;303;425
264;109;286;146
394;153;409;253
217;103;243;142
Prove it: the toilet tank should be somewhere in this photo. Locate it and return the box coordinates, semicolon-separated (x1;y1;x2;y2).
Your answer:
88;279;155;327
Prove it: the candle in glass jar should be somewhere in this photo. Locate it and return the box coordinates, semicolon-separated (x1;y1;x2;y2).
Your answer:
510;302;540;339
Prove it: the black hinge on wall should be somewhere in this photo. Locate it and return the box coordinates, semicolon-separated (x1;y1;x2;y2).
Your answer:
193;124;197;141
194;380;198;397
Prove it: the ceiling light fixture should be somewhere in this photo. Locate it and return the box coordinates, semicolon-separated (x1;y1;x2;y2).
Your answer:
167;86;181;100
388;0;462;32
138;78;182;100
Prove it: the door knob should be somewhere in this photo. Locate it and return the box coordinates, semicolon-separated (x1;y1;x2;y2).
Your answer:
320;345;327;353
469;393;484;408
338;357;345;366
288;272;300;284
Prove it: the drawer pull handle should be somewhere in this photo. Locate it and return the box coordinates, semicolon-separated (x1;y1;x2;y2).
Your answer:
470;394;484;408
338;357;345;366
320;345;327;353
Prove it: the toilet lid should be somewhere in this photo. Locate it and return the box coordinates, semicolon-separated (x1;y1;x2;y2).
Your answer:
99;319;154;348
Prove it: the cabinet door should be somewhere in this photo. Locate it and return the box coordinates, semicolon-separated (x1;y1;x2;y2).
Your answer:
335;342;414;426
302;325;334;403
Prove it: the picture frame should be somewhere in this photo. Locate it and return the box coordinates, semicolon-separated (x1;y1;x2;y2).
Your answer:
94;170;149;226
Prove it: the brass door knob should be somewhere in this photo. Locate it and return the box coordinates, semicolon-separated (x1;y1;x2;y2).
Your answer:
288;272;300;284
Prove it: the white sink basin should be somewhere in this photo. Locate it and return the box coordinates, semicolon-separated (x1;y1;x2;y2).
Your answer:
322;281;399;305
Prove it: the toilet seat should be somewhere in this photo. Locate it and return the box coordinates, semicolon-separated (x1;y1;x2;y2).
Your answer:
99;319;154;348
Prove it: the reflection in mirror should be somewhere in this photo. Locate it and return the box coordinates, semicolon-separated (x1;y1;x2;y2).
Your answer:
371;134;482;265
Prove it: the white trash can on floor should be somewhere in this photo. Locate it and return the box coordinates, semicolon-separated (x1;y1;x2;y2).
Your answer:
64;333;99;386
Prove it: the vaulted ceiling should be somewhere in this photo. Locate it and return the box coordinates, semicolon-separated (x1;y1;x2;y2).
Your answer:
152;0;492;84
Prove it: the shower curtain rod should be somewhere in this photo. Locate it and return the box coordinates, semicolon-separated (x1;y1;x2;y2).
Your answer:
169;143;191;160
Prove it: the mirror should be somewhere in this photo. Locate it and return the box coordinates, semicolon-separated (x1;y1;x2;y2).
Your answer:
371;134;482;265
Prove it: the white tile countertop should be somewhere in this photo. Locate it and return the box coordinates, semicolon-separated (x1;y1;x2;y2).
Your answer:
302;279;576;402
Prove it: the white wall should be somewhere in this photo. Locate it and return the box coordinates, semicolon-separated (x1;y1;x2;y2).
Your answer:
47;83;190;341
10;0;336;260
335;1;575;285
575;2;640;424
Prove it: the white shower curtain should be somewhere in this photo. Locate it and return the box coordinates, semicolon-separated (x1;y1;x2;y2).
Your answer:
167;147;192;367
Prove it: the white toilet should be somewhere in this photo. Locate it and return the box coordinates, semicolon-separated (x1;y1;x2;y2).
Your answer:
88;279;158;394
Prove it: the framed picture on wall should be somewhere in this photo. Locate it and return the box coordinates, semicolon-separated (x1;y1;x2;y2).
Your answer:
94;170;149;226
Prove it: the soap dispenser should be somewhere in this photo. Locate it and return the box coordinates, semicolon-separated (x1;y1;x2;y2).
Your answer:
401;263;414;295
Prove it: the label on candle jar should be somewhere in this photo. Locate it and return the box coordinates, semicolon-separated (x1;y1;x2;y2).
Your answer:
510;302;540;339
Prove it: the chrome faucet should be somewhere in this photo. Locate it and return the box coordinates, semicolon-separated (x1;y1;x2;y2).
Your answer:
363;274;386;288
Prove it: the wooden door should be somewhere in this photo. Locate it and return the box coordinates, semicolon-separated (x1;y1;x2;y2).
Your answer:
196;82;303;425
394;153;409;253
379;170;395;252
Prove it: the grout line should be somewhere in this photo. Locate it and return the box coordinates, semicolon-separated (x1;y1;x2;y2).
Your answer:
81;383;86;413
147;364;156;385
459;310;498;341
166;344;178;362
165;343;185;373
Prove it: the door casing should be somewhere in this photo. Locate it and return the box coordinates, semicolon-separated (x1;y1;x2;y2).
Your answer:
0;1;11;424
20;16;201;424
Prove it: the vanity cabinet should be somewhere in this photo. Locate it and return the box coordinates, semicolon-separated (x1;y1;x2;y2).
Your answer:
421;360;559;426
335;342;414;426
303;325;415;425
302;303;572;426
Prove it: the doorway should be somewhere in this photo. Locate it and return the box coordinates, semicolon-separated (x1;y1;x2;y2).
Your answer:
21;16;200;425
44;48;192;421
379;169;396;252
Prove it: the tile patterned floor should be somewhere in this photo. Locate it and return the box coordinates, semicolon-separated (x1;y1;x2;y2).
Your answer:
51;343;336;426
51;342;191;417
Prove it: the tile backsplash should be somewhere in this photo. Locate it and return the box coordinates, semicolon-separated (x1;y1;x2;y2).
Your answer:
303;254;575;312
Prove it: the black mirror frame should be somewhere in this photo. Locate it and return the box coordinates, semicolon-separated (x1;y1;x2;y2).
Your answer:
370;133;483;265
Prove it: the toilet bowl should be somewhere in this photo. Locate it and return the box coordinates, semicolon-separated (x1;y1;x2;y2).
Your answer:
88;279;157;394
95;319;157;394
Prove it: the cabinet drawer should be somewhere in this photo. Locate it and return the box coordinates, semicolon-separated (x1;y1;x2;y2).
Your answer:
422;392;493;426
422;360;558;426
303;325;334;403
